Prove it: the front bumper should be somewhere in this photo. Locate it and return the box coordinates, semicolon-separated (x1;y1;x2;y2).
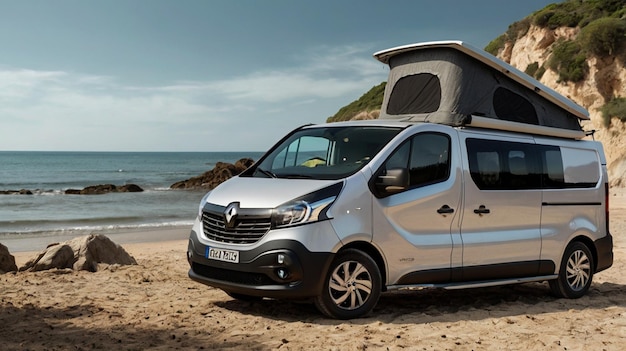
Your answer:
187;229;335;299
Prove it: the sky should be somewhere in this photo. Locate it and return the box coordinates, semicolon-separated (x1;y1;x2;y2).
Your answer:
0;0;557;152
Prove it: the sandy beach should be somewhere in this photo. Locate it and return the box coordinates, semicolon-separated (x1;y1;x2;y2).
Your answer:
2;191;626;350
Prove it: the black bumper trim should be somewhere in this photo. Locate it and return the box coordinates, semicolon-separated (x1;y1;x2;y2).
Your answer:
187;230;334;299
594;233;613;273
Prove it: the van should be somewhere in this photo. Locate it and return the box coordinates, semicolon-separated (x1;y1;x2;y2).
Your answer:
187;41;613;319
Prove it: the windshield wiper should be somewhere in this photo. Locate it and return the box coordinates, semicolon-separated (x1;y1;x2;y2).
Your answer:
256;168;278;178
281;174;314;179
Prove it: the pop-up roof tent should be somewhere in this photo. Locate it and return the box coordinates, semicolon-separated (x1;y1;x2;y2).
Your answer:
373;41;589;139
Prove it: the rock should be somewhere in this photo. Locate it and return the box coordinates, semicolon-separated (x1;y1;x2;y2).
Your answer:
22;244;75;271
65;183;144;195
0;189;33;195
0;243;18;274
170;158;255;190
117;184;143;193
20;234;137;272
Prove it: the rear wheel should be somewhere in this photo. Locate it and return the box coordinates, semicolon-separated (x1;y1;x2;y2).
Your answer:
314;249;381;319
549;241;594;298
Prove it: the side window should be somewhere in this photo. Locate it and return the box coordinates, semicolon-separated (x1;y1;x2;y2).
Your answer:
373;132;451;197
409;133;450;187
387;73;441;115
541;147;565;188
473;151;500;189
467;138;541;190
493;87;539;125
541;146;599;188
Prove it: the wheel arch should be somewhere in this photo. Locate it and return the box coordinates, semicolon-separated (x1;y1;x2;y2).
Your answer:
569;235;599;272
339;241;388;292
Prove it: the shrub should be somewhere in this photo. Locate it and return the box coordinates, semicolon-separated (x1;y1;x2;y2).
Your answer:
533;8;556;27
525;62;540;77
547;40;589;82
506;18;532;40
578;17;626;56
601;97;626;127
535;65;546;80
547;11;583;28
485;35;506;55
327;82;386;122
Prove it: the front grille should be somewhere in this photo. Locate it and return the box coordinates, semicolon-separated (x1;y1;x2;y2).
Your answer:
192;263;275;286
202;211;271;244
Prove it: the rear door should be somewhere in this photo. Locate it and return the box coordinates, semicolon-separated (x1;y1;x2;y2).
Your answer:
459;132;543;281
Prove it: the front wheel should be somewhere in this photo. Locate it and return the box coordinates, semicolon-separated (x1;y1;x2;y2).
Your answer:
314;249;381;319
549;241;594;298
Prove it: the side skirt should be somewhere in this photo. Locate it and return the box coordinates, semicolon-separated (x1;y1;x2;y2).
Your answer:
387;275;558;291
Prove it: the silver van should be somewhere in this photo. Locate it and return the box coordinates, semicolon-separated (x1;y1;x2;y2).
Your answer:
187;41;613;319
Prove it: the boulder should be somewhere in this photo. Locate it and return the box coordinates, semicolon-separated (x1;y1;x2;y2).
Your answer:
0;243;18;273
170;158;255;190
22;244;75;271
0;189;33;195
20;234;137;272
65;183;144;195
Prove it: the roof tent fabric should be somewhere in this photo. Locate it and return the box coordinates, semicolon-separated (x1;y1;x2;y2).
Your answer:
379;47;582;131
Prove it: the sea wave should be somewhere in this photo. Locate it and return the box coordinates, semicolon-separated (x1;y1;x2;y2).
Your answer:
0;219;194;238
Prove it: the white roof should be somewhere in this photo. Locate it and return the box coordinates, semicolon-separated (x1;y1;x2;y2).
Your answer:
373;40;589;120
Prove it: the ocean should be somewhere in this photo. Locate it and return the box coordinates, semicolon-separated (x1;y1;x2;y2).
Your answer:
0;151;264;239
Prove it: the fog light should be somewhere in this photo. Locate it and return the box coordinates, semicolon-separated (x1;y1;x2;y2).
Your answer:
276;268;289;279
277;254;285;264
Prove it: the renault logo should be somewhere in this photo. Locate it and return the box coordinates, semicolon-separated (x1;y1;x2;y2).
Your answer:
224;202;239;229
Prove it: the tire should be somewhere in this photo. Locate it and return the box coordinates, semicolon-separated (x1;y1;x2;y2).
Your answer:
549;241;594;299
314;249;382;319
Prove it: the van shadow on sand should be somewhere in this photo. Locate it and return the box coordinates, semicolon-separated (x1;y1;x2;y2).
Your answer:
213;281;626;324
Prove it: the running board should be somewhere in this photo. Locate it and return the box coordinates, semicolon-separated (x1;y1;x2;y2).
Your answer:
387;275;558;291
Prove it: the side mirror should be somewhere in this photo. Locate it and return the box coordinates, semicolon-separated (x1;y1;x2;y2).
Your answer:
375;168;408;195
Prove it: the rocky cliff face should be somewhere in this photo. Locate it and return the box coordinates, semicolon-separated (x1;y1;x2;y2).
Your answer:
497;25;626;186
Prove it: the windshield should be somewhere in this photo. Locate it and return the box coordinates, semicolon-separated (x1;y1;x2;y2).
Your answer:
247;126;402;180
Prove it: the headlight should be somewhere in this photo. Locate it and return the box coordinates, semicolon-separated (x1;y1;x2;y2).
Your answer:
272;182;343;229
198;191;212;217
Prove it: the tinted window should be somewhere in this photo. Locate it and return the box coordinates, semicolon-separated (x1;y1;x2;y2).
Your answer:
409;133;450;187
467;139;541;190
467;138;599;190
387;73;441;115
374;132;451;196
541;146;599;188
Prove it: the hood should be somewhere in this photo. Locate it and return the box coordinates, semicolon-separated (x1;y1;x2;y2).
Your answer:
204;176;340;208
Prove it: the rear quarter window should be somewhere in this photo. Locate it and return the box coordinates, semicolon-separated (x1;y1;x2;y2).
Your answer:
553;147;600;188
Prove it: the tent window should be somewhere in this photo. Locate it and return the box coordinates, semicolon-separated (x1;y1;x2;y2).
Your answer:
387;73;441;115
493;87;538;124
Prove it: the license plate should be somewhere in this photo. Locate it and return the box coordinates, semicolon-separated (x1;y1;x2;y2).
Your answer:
206;247;239;263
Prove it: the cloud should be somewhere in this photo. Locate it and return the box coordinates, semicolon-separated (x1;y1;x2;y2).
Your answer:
0;44;388;151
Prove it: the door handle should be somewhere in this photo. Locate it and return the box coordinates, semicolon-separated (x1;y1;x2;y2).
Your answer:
473;205;490;215
437;205;455;214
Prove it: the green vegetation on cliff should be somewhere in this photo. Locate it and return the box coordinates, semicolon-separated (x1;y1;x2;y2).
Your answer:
601;97;626;127
326;82;386;122
486;0;626;83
